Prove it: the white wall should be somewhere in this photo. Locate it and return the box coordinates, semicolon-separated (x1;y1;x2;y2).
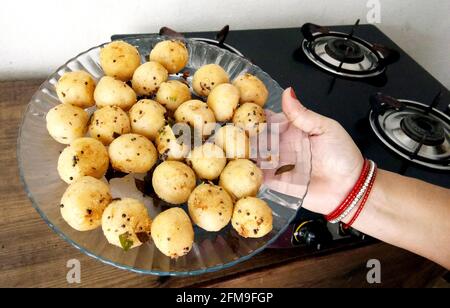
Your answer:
1;0;449;87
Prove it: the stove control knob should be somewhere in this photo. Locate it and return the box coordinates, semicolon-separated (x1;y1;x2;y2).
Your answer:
338;222;367;239
292;219;332;249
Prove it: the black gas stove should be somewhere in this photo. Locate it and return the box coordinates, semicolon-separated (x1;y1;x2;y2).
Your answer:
113;23;449;250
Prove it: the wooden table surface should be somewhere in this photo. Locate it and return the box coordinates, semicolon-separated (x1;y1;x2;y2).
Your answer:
0;80;445;288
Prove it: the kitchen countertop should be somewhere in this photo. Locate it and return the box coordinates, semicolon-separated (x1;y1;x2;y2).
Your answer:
0;79;445;288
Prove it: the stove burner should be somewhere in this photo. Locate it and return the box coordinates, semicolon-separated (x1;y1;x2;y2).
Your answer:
325;38;364;63
160;25;244;57
400;114;445;146
300;22;398;79
190;38;244;57
302;33;384;78
369;93;450;171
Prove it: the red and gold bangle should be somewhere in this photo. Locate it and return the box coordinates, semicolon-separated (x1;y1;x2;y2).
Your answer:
327;160;376;224
325;159;369;221
343;164;377;229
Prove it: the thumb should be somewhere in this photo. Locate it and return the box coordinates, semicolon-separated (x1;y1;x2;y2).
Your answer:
282;87;330;136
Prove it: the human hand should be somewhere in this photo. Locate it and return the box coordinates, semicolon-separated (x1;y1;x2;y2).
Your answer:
263;88;364;215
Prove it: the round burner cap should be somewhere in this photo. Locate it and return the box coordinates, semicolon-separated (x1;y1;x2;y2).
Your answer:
325;38;364;63
401;114;445;146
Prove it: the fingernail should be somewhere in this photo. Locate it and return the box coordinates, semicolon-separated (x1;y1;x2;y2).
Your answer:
289;87;298;100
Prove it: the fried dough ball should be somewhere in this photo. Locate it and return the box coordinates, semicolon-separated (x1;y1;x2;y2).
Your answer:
219;159;263;199
155;125;190;161
231;197;273;238
155;80;191;111
188;183;234;232
192;64;229;97
60;176;112;231
46;104;89;144
174;99;216;136
108;133;157;173
102;198;152;250
233;73;268;107
55;71;96;108
131;61;168;96
149;40;189;74
94;76;137;111
57;137;109;184
88;106;131;145
100;40;141;81
186;143;226;180
232;102;267;136
151;208;194;258
207;83;240;122
129;99;166;141
152;161;196;204
214;125;249;159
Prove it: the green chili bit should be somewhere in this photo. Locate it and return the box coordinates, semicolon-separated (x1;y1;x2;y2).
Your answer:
119;232;133;251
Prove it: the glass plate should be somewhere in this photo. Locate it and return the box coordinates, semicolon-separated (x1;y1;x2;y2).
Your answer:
17;36;311;276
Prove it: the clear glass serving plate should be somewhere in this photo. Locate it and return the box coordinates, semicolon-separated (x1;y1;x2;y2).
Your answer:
17;36;311;276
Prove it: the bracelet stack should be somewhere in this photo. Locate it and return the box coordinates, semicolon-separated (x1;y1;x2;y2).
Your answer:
325;159;377;228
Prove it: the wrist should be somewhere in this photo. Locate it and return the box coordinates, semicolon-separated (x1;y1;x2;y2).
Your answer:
303;156;365;215
344;169;386;228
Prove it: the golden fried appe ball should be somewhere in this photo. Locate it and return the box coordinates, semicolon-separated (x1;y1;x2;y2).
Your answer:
108;133;157;174
187;143;226;180
207;83;240;122
149;40;189;74
174;100;216;136
152;161;196;204
57;137;109;184
155;80;191;111
129;99;166;141
60;176;112;231
46;104;89;144
151;207;194;258
231;197;273;238
233;73;269;107
100;40;141;81
55;71;96;108
102;198;152;250
219;159;263;199
94;76;137;111
131;61;168;96
88;106;131;145
214;125;249;159
192;64;229;97
232;102;267;136
188;183;234;232
155;125;190;161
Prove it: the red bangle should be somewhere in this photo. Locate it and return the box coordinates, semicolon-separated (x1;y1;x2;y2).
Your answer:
343;163;377;229
325;159;369;221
